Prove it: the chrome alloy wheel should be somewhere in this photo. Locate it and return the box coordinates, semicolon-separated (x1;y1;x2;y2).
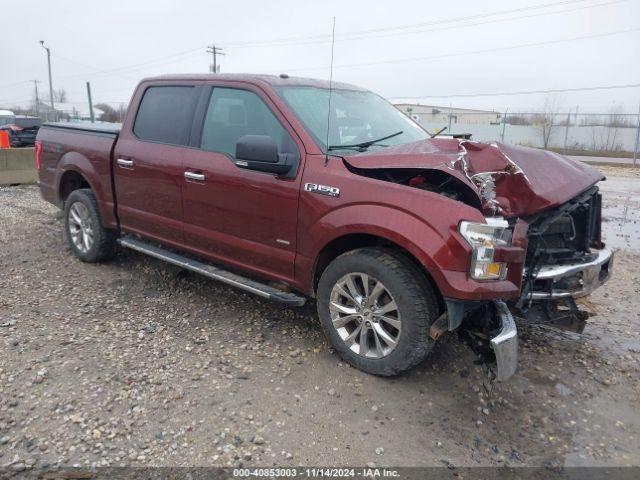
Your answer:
68;202;94;253
329;272;402;359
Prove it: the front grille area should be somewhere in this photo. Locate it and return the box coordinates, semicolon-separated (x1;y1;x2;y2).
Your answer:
514;185;611;321
524;186;602;266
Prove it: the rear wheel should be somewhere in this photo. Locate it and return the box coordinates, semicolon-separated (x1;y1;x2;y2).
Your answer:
64;189;117;262
317;248;439;376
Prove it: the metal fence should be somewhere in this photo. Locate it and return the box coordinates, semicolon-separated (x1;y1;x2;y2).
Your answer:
405;109;640;166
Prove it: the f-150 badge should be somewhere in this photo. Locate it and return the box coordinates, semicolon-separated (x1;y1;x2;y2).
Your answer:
304;183;340;197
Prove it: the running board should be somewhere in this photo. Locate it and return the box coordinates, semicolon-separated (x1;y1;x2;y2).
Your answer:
118;237;306;307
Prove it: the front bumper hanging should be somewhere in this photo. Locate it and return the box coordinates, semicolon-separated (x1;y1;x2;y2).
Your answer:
489;300;518;381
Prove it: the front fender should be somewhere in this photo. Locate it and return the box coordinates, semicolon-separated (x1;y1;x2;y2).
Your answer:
299;203;523;301
297;203;466;296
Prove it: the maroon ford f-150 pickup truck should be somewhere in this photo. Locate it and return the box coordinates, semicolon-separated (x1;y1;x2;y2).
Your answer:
36;74;613;380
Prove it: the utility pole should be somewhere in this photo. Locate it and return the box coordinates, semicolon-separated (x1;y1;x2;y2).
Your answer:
500;109;508;142
86;82;95;123
31;80;41;116
206;44;225;73
39;40;55;120
563;109;572;154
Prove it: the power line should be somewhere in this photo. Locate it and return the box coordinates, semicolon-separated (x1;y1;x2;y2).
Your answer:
0;0;629;92
56;47;206;80
225;0;626;48
51;53;139;81
30;0;627;84
279;27;640;72
16;0;624;84
337;0;628;44
328;0;597;38
0;0;625;88
0;80;31;90
394;82;640;100
224;0;591;46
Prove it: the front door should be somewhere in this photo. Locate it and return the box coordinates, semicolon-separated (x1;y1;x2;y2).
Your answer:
114;84;200;245
181;86;304;283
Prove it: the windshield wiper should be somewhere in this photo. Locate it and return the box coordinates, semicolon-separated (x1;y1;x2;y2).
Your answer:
328;130;403;152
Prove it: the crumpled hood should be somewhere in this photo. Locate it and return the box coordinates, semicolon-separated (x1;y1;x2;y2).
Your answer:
344;138;604;217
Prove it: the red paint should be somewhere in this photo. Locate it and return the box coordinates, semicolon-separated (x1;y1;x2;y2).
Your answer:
36;74;605;302
346;137;604;217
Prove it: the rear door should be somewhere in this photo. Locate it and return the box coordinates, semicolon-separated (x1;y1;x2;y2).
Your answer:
180;84;304;283
114;84;200;245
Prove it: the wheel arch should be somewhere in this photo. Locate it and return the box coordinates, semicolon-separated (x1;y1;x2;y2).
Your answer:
58;169;91;204
312;232;445;314
55;151;118;230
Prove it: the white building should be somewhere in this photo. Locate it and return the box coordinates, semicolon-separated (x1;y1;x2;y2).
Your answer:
36;102;104;122
51;103;105;121
395;103;502;125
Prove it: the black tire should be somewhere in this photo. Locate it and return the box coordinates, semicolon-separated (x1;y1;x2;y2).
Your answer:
64;189;118;262
317;248;439;376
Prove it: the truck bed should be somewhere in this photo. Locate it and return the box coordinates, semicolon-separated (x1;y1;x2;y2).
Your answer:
37;122;120;229
42;122;121;136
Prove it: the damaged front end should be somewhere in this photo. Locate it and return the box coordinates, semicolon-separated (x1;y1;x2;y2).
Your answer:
344;138;613;380
515;186;613;331
438;186;613;381
448;142;613;376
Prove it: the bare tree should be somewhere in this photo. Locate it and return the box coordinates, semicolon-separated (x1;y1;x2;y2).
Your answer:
505;114;532;126
532;95;562;148
607;104;629;128
53;88;67;103
587;104;626;152
117;104;127;123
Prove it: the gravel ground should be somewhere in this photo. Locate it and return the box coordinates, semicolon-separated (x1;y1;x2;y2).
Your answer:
1;182;639;472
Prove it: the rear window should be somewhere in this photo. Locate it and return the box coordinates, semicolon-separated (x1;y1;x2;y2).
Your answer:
15;118;41;128
133;86;198;145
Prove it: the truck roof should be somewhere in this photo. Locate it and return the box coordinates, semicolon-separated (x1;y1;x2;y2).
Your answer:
141;73;366;91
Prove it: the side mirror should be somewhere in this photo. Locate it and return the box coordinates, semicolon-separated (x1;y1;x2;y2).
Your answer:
235;134;292;175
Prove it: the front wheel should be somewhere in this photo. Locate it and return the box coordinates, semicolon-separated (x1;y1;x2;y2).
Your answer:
317;248;439;376
64;189;117;262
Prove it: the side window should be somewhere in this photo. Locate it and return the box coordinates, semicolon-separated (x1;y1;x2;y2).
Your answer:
133;86;198;145
200;88;296;158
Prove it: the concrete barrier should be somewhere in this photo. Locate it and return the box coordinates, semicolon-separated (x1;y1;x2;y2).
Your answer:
0;148;37;185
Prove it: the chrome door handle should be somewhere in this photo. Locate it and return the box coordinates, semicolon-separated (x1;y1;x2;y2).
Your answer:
117;158;134;168
184;171;205;182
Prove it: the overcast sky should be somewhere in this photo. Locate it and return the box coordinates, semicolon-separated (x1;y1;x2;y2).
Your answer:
1;0;639;114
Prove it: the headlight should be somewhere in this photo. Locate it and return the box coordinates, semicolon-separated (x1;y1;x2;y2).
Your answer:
459;219;512;280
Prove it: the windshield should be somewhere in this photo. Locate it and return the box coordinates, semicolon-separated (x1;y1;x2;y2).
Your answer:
275;86;428;153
